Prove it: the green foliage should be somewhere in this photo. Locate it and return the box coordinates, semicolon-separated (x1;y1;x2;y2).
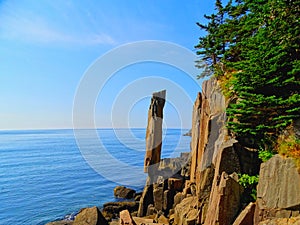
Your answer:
258;150;274;162
196;0;300;150
238;174;259;201
238;174;259;188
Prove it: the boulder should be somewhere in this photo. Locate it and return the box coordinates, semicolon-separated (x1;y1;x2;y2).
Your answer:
102;201;139;220
114;186;136;199
119;210;136;225
255;155;300;223
73;206;108;225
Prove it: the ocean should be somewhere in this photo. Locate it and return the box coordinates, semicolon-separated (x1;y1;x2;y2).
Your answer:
0;128;190;225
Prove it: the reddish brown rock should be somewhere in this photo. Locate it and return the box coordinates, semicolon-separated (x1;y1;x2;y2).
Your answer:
168;177;184;191
74;206;108;225
114;186;136;199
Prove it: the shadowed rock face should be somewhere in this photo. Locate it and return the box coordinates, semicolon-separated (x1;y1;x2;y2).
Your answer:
144;90;166;175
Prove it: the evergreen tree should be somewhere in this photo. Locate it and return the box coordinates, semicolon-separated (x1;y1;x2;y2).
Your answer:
196;0;300;148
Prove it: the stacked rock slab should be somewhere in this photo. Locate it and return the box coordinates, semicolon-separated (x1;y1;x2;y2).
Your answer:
189;78;229;224
144;90;166;177
190;92;202;182
138;90;166;217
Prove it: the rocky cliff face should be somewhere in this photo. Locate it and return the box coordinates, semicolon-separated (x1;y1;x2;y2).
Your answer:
178;78;299;225
137;77;300;225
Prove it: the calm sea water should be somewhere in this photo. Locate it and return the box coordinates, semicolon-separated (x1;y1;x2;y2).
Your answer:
0;129;190;225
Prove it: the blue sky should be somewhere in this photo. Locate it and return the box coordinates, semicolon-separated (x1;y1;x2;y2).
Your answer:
0;0;215;130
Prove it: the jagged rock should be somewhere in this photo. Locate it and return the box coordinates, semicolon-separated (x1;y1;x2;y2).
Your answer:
153;183;164;211
255;155;300;224
137;180;153;217
199;139;242;224
173;192;184;208
168;177;184;191
204;172;243;225
197;167;215;224
146;204;156;216
258;216;300;225
102;201;139;220
232;202;255;225
182;180;196;197
163;189;175;214
144;90;166;174
74;206;108;225
114;186;136;199
119;210;136;225
174;196;197;225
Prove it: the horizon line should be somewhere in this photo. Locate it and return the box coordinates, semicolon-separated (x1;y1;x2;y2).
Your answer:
0;127;191;132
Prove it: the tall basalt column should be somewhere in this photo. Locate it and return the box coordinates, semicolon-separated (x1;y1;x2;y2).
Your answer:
144;90;166;176
190;92;202;182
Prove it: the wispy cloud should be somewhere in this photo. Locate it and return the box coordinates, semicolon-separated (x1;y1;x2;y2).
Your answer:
0;1;116;46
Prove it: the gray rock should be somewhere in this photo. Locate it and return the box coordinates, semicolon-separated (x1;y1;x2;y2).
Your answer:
204;172;243;225
255;155;300;223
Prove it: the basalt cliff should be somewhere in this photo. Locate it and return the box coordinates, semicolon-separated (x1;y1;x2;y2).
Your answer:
131;77;300;225
48;77;300;225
